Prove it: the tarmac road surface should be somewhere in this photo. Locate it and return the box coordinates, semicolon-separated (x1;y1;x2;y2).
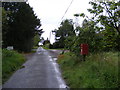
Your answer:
3;47;67;88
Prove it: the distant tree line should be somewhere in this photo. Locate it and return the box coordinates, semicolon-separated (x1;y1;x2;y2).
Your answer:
52;0;120;55
2;2;43;52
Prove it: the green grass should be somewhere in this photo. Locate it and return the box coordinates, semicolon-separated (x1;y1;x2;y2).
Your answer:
2;49;26;84
58;52;119;88
0;48;2;85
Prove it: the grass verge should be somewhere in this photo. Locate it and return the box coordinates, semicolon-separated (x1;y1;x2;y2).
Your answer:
0;48;2;85
2;49;26;84
57;52;119;88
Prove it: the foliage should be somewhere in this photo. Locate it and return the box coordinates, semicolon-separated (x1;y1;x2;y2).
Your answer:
43;38;50;45
57;0;120;56
78;20;99;52
42;38;50;49
54;19;75;48
87;0;120;51
56;1;119;88
87;1;120;31
33;34;40;46
2;2;43;52
101;27;119;51
2;49;25;83
58;52;119;88
2;8;9;47
64;19;103;57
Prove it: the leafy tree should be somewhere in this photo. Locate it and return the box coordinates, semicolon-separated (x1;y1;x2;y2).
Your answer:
54;19;75;48
43;38;50;45
2;7;10;48
73;1;120;52
2;2;42;52
43;38;50;48
33;29;44;47
101;27;118;51
87;0;120;51
87;1;120;34
70;19;103;56
33;34;40;46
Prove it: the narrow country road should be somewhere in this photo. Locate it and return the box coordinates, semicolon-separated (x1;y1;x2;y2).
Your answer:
3;47;67;88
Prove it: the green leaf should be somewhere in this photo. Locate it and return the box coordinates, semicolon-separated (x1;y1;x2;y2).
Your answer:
80;13;85;17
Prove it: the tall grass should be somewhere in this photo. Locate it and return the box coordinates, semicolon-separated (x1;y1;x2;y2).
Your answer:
58;52;119;88
2;49;25;84
0;48;2;85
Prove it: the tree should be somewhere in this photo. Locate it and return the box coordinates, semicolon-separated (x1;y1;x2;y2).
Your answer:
2;2;42;52
87;0;120;51
87;1;120;34
70;19;103;55
43;38;50;45
54;19;75;48
101;26;118;51
74;1;120;52
33;34;40;46
33;29;44;47
2;7;10;48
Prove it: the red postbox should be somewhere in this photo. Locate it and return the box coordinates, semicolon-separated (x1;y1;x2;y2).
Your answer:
80;44;88;55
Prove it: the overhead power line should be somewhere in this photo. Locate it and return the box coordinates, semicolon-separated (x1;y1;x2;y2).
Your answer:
59;0;74;24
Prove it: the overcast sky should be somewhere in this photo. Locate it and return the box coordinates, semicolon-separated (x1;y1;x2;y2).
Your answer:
27;0;92;44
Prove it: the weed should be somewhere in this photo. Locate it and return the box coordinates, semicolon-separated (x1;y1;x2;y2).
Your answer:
58;52;119;88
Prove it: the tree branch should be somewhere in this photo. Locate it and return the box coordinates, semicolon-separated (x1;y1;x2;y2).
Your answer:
104;3;119;34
